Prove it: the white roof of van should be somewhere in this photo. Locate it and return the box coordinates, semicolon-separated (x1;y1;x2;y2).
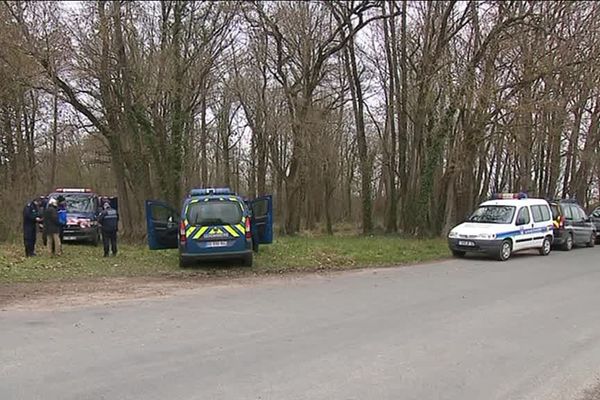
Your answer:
480;198;549;207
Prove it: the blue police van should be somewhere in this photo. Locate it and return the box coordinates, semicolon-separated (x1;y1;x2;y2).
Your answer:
145;188;273;267
47;188;114;245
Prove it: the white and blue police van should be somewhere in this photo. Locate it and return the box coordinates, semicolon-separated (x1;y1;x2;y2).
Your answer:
448;193;554;261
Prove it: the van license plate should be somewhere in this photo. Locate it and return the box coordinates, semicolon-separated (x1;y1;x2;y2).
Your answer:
458;240;475;247
206;241;228;248
63;236;77;241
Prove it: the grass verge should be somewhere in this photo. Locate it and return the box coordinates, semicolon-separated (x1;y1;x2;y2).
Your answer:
0;236;449;284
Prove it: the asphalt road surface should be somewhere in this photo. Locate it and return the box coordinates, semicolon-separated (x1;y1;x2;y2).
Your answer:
2;248;600;400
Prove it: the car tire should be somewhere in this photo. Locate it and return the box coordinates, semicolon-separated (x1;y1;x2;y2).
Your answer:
561;233;573;251
539;236;552;256
451;250;466;258
587;233;595;248
91;232;100;247
179;257;190;268
242;253;253;267
497;240;512;261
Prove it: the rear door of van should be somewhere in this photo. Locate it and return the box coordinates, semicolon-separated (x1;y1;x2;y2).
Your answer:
184;198;247;254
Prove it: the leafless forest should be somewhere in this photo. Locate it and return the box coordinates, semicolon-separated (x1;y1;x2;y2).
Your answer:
1;1;599;240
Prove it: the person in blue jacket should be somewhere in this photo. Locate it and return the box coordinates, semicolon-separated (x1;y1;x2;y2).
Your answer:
57;195;67;242
23;198;42;257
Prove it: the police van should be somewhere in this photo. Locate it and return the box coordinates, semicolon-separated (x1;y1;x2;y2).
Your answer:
46;188;116;245
448;193;554;261
145;188;273;267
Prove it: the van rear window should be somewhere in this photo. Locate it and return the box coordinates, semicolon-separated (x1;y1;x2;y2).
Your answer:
187;201;242;226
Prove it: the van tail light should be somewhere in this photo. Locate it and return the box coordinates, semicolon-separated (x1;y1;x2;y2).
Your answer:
180;221;186;245
558;216;564;229
245;217;252;239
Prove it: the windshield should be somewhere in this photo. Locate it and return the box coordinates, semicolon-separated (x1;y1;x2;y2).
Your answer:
468;205;516;224
187;201;242;226
51;193;96;213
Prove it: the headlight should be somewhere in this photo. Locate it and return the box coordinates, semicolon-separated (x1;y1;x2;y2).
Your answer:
448;230;459;238
476;233;496;240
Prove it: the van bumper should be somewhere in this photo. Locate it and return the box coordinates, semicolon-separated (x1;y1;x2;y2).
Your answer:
180;250;252;262
61;226;98;242
448;238;504;255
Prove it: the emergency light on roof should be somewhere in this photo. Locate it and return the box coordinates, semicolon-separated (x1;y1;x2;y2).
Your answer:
189;188;234;197
491;192;528;200
55;188;92;193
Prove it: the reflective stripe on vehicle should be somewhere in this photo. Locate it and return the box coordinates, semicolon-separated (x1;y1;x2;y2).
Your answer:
223;225;240;237
236;224;245;234
185;226;195;237
193;226;209;239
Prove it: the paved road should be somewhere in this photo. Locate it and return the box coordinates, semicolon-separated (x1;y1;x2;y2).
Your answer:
2;248;600;400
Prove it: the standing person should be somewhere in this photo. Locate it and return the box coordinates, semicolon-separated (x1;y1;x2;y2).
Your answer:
43;198;62;256
98;201;118;257
23;198;42;257
40;197;48;246
57;195;67;242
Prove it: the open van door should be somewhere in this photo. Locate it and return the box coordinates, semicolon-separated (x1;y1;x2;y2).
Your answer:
145;200;179;250
250;195;273;244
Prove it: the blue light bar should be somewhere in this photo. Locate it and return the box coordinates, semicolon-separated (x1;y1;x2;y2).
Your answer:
491;192;528;200
189;188;234;197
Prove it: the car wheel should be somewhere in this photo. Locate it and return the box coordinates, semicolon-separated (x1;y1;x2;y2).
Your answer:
539;236;552;256
562;233;573;251
91;232;100;246
242;253;253;267
451;250;466;258
179;257;190;268
587;233;595;248
497;240;512;261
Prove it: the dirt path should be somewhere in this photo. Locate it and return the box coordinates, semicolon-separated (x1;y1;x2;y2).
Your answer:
0;271;344;311
0;277;199;310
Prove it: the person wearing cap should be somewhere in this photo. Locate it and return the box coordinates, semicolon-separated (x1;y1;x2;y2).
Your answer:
43;198;62;256
23;197;43;257
98;201;119;257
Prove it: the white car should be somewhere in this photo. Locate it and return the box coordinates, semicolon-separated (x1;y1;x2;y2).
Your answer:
448;193;554;261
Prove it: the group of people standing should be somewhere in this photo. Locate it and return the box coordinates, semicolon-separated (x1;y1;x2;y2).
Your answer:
22;197;119;258
23;196;65;257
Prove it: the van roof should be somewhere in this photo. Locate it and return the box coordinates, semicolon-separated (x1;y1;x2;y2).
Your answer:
184;194;244;203
480;198;550;207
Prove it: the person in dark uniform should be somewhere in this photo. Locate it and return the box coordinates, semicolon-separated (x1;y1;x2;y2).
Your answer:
98;202;119;257
23;198;42;257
